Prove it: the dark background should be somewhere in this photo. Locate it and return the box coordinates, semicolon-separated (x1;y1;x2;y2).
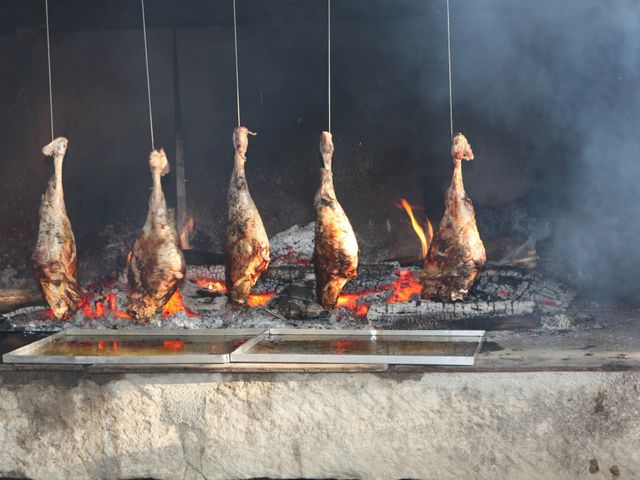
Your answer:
0;0;638;302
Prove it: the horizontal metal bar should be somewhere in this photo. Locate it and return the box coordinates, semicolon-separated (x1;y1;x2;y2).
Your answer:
267;328;485;337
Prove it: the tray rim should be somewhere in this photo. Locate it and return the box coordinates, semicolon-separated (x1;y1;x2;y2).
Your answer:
230;328;486;365
2;328;266;364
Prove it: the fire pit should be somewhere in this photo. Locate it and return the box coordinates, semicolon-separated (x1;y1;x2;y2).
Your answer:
0;221;576;333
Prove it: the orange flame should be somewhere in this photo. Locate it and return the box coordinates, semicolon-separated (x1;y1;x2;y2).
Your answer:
337;293;372;317
385;269;423;303
399;198;432;259
335;269;423;318
193;278;275;307
162;289;199;318
179;217;194;250
246;292;276;307
78;292;132;320
425;216;433;247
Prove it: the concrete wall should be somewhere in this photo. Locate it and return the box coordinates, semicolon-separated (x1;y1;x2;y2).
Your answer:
0;369;638;479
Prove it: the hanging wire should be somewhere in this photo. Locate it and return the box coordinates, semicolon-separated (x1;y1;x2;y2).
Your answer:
446;0;454;140
45;0;54;141
327;0;331;133
233;0;241;126
141;0;155;149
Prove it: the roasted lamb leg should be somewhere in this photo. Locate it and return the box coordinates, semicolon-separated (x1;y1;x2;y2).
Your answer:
127;149;186;321
313;131;359;309
422;133;486;301
32;137;82;320
224;126;270;305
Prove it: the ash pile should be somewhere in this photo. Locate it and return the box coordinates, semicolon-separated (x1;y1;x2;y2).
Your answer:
1;222;576;332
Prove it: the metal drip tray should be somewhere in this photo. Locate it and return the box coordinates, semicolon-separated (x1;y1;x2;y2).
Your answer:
230;329;485;365
2;329;263;364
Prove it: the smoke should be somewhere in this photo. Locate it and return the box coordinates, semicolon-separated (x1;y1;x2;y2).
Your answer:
438;0;640;300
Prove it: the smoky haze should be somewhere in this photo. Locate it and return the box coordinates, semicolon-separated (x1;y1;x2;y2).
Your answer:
430;0;640;301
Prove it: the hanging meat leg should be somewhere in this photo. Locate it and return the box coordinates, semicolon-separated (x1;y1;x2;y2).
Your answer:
127;149;186;321
422;133;486;301
32;137;82;320
224;126;270;305
313;131;359;309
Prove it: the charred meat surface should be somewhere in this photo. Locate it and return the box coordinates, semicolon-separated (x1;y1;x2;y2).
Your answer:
32;137;82;320
313;131;359;309
422;133;486;301
224;126;270;305
127;149;186;321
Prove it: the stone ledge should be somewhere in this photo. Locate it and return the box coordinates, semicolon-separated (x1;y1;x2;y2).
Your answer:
0;369;638;479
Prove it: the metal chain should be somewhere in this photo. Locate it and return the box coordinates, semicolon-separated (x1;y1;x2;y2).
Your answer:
233;0;241;126
45;0;54;141
446;0;453;140
327;0;331;133
141;0;155;149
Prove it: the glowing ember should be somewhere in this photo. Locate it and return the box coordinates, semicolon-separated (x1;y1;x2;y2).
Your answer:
385;269;423;303
399;198;432;259
336;269;423;317
246;292;276;307
163;340;184;351
193;278;275;307
161;290;199;318
193;278;227;293
336;293;373;317
78;292;131;320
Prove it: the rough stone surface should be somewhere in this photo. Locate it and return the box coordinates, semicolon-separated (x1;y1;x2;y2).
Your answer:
0;370;639;479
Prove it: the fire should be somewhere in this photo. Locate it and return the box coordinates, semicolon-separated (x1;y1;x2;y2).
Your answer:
246;292;276;307
78;292;131;320
337;293;372;317
194;278;227;293
161;289;199;318
385;269;423;303
399;198;432;259
193;278;275;307
335;269;423;317
179;217;194;250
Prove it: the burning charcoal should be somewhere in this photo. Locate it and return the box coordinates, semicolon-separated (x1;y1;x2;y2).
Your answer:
127;149;186;321
224;126;270;305
32;137;82;320
422;133;486;301
313;131;359;310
